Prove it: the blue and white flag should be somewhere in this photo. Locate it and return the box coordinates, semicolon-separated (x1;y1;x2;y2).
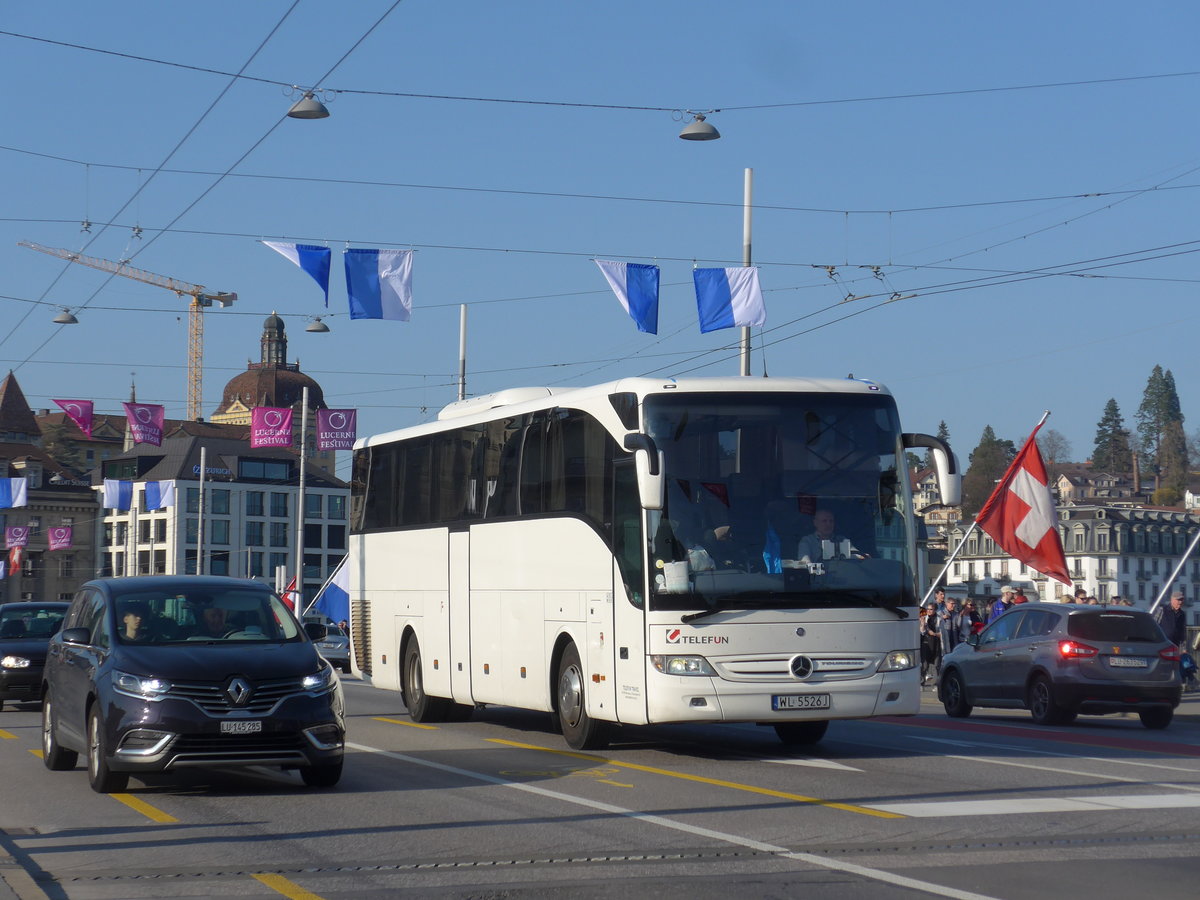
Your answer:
0;478;27;509
693;266;766;333
263;241;332;306
344;248;412;321
594;259;659;334
144;480;176;511
311;557;349;626
102;479;133;511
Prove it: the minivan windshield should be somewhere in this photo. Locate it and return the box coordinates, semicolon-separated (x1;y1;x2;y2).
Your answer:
113;588;302;644
643;391;915;614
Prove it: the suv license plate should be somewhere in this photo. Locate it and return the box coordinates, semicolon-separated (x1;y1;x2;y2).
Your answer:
772;693;831;711
221;720;262;734
1107;657;1148;668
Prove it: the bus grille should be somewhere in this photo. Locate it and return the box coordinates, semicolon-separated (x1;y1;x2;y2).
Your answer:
713;654;874;681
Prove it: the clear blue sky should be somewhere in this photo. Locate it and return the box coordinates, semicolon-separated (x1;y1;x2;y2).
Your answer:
2;1;1198;481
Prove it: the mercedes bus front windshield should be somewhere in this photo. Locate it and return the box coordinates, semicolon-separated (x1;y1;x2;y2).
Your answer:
643;391;916;615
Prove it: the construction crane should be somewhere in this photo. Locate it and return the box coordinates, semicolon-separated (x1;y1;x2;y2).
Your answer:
19;241;236;421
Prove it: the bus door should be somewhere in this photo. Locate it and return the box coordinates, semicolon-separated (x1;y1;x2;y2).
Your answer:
448;528;473;704
611;459;649;725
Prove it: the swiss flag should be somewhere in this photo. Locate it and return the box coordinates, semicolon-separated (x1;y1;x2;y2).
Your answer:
975;420;1071;586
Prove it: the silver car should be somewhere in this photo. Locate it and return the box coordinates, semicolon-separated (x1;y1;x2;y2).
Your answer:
304;615;350;673
938;602;1182;729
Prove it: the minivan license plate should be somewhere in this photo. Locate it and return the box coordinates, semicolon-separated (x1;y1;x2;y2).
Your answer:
772;693;831;711
221;720;262;734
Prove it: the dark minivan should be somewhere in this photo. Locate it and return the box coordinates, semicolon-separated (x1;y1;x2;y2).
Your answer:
42;576;345;792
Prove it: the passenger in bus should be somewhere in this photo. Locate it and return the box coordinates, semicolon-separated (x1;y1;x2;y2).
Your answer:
796;509;865;562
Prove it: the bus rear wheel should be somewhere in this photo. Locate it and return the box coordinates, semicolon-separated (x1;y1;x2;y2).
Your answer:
556;644;607;751
403;639;451;723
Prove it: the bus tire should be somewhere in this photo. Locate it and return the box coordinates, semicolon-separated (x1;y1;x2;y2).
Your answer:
556;643;607;751
402;638;451;723
773;720;829;746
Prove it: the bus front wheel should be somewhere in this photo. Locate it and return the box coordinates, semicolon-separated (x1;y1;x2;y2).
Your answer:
556;644;608;751
403;639;450;723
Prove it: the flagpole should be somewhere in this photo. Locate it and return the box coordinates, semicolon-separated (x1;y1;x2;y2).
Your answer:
739;167;752;377
458;304;467;401
294;386;309;611
197;446;206;575
921;521;978;606
1148;525;1200;615
301;555;344;617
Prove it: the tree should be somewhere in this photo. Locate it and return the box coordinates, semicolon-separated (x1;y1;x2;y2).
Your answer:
1136;364;1185;487
38;422;87;473
1157;418;1189;505
925;420;951;469
1036;429;1071;467
1092;398;1131;472
961;425;1014;517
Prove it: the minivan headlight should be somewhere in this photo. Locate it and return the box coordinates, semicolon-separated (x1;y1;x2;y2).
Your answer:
2;655;31;669
878;650;918;672
113;670;172;700
650;655;717;676
302;663;335;693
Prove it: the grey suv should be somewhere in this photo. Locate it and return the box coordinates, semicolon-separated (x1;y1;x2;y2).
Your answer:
938;602;1181;729
42;576;345;792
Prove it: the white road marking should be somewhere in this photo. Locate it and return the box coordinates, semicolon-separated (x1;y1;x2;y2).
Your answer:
870;793;1200;818
760;756;863;772
346;741;999;900
909;735;1200;775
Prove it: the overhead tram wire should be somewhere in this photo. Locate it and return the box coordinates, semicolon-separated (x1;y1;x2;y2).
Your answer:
2;0;304;359
13;1;406;384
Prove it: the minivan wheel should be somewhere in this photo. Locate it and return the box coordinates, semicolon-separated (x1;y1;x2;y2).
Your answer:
300;760;343;788
941;670;973;718
1027;675;1064;726
41;692;78;771
87;706;128;793
1138;707;1173;730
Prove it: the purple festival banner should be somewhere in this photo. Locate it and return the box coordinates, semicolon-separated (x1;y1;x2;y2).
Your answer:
250;407;294;448
48;526;73;551
53;399;94;439
316;408;357;451
5;526;29;548
122;402;164;446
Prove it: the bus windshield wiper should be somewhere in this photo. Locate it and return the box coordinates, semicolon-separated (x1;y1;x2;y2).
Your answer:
680;595;795;623
833;590;908;619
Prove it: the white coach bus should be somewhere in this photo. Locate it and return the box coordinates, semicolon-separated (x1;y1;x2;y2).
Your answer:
347;376;959;749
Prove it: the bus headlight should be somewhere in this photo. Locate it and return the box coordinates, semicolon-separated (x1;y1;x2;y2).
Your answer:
877;650;917;672
650;655;716;676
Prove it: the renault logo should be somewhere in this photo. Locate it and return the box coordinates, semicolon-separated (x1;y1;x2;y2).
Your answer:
789;655;814;680
225;677;253;707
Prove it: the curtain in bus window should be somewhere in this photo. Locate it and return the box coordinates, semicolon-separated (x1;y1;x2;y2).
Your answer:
519;415;547;515
486;417;523;518
433;429;477;522
543;411;567;513
364;445;398;530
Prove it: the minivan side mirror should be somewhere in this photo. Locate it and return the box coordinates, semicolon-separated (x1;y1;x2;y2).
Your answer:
60;627;91;645
304;622;328;641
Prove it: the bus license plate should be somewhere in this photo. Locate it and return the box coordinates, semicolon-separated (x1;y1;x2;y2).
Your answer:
772;694;831;711
221;720;262;734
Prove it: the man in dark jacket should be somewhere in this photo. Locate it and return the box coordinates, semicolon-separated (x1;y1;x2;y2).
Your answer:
1155;591;1188;648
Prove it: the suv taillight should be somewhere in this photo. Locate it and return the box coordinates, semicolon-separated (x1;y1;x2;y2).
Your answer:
1059;640;1099;659
1159;646;1181;662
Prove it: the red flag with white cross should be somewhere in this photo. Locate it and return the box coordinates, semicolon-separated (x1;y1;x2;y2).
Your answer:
975;417;1072;586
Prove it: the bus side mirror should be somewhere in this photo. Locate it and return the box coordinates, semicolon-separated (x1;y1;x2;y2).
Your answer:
623;433;664;510
903;432;961;508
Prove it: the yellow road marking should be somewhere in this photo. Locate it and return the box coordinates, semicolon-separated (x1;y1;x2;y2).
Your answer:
486;738;902;818
374;716;438;730
253;872;326;899
0;729;16;740
110;793;179;824
29;749;43;758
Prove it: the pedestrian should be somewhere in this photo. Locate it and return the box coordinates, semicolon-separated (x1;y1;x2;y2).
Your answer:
938;595;963;663
932;586;947;616
960;599;983;638
1012;587;1029;604
988;586;1014;624
1073;587;1088;604
1154;591;1187;649
919;602;940;685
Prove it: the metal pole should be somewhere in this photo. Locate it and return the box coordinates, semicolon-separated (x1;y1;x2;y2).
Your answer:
739;167;753;377
294;386;309;610
920;521;978;607
197;446;206;574
1148;523;1200;615
458;304;467;401
127;503;138;577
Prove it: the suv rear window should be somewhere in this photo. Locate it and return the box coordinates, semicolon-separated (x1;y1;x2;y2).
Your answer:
1067;611;1162;642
